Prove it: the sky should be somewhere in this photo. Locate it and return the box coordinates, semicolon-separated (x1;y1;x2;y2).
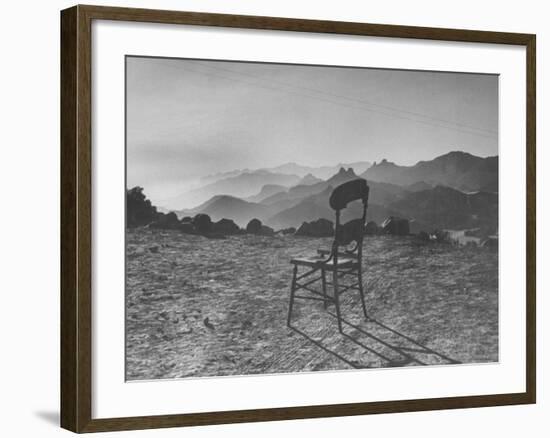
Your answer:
126;56;498;203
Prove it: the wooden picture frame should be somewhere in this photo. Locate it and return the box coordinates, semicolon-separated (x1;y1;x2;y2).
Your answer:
60;4;536;433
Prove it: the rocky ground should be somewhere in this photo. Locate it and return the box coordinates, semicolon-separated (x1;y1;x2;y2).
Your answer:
126;229;498;380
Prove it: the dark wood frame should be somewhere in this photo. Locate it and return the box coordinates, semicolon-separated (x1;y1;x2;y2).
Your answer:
61;4;536;433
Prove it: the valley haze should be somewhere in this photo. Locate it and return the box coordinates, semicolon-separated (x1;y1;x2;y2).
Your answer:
148;151;498;238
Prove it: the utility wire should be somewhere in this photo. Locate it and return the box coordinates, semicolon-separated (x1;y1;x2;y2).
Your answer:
193;61;497;136
148;60;497;140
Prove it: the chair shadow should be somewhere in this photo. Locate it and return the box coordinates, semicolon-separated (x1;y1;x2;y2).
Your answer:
289;310;460;369
34;410;59;427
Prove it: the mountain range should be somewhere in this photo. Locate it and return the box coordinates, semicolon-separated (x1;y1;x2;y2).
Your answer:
167;170;301;210
362;151;498;192
167;151;498;234
170;161;373;210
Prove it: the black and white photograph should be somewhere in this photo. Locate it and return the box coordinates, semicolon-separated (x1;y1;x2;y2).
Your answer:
125;56;499;381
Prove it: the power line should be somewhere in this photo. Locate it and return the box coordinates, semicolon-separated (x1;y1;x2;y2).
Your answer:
192;60;498;137
171;62;497;140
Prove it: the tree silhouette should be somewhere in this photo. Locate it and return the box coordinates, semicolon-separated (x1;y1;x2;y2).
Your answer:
127;186;158;228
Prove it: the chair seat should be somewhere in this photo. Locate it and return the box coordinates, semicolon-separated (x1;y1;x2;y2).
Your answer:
291;254;358;269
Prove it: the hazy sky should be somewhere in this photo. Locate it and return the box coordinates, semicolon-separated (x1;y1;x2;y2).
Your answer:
126;56;498;202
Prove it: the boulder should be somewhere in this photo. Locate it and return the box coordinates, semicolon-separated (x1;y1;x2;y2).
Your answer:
381;216;410;236
295;218;334;237
192;214;212;234
213;218;241;235
278;227;296;235
149;212;180;230
364;221;379;235
246;218;263;234
180;216;193;223
431;229;450;243
417;231;430;242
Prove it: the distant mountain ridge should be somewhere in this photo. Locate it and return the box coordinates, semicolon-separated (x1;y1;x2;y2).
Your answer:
167;170;301;210
162;150;498;235
297;173;323;186
245;184;287;203
264;161;372;179
261;167;361;206
362;151;498;193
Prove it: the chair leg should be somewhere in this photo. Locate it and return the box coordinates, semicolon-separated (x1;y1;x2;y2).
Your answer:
287;265;298;327
357;266;368;320
321;268;328;309
332;269;343;333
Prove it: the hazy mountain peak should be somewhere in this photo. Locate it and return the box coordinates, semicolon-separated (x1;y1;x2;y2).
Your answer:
363;151;498;193
298;173;323;186
373;159;398;168
336;167;356;175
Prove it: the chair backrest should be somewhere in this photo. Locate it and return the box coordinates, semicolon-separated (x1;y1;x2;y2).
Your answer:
329;178;369;211
329;179;369;252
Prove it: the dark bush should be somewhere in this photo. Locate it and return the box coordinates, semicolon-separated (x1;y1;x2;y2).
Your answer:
126;186;158;228
295;219;334;237
192;214;212;234
417;231;430;242
381;216;410;236
149;212;180;230
433;229;450;243
213;218;241;235
246;218;262;234
364;221;379;235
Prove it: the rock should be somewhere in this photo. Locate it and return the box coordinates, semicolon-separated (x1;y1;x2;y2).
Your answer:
149;245;159;253
417;231;430;242
149;212;180;230
203;317;215;330
180;216;193;223
192;214;212;234
381;216;410;236
295;218;334;237
278;227;296;235
246;218;263;234
364;221;379;235
428;229;450;243
213;218;241;235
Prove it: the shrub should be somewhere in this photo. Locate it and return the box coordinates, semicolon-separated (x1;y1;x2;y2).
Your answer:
213;218;241;235
417;231;430;242
192;214;212;234
246;218;262;234
149;212;180;230
295;219;334;237
127;186;157;228
364;221;379;235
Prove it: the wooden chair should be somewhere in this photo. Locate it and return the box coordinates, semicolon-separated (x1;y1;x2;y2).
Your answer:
287;179;369;333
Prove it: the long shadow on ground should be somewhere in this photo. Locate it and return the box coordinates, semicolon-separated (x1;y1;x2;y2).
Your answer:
289;311;460;369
